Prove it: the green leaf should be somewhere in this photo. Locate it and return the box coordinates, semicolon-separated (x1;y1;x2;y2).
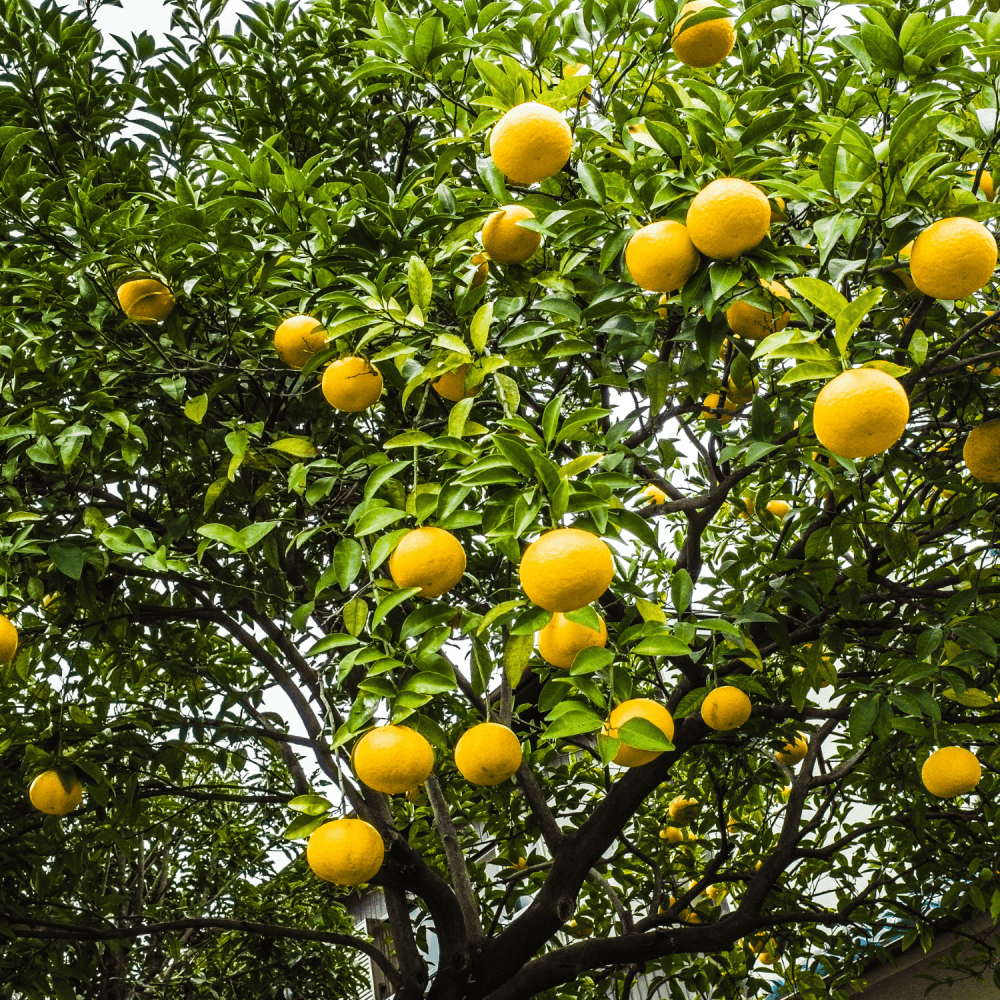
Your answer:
476;598;525;635
355;507;408;537
835;287;883;356
240;520;279;548
306;633;359;655
577;161;606;202
197;523;246;552
915;627;942;660
644;360;672;416
204;477;228;516
48;542;84;581
403;670;458;694
385;430;433;449
570;646;614;674
448;396;476;438
408;255;433;313
494;371;520;417
563;606;601;631
636;598;667;624
645;119;687;157
541;394;563;446
509;606;553;634
617;717;674;752
559;453;604;480
710;263;743;301
503;632;533;688
785;277;848;320
369;527;411;570
334;537;364;590
634;634;691;656
674;686;709;718
942;687;994;709
283;814;327;840
371;586;422;626
597;733;622;764
270;437;318;457
287;794;333;816
184;394;208;424
860;24;904;73
849;695;880;743
434;333;472;356
542;708;604;740
343;597;369;636
777;362;841;385
671;569;693;615
470;301;494;355
719;673;767;696
739;109;795;149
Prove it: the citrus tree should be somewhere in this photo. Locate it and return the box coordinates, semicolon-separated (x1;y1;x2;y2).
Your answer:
4;0;1000;997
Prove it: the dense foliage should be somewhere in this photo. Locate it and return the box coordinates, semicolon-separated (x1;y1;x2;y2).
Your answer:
3;0;1000;997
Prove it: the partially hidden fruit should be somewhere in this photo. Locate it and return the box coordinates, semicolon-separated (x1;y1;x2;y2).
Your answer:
921;746;981;798
354;725;435;794
605;698;675;767
117;278;175;324
642;484;668;505
306;818;384;885
519;527;614;612
481;206;541;265
389;527;466;598
702;392;738;423
454;722;523;785
963;419;1000;481
969;167;996;201
322;357;383;412
660;825;686;844
470;253;489;287
490;101;573;185
562;63;593;102
686;178;770;260
766;500;790;519
537;611;608;669
770;196;787;223
668;795;700;824
812;368;909;459
671;0;735;68
727;376;758;404
625;221;700;293
29;771;83;816
0;614;17;663
433;364;481;402
726;280;791;340
274;314;329;369
667;896;702;923
775;733;809;766
909;217;997;300
701;686;752;731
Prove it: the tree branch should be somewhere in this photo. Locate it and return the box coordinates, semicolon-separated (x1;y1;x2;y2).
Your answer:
513;761;564;851
425;773;485;944
3;916;401;987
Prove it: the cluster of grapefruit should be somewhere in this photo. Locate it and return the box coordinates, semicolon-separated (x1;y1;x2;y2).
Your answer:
33;3;995;922
308;524;769;886
1;615;87;816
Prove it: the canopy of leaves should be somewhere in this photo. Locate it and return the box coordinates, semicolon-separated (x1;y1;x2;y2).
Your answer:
3;0;1000;998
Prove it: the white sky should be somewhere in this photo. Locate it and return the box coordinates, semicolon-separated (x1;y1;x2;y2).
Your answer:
92;0;251;38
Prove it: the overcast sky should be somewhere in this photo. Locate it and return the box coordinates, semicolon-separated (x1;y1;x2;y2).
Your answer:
92;0;251;38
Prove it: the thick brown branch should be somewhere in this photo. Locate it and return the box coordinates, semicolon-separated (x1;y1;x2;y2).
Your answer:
425;774;485;944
